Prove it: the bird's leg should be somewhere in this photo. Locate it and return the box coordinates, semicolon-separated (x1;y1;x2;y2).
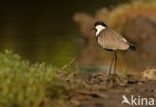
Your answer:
113;51;117;75
109;52;114;75
107;51;122;85
113;51;121;81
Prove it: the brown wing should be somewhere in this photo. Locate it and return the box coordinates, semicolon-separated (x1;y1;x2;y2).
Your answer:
97;28;129;50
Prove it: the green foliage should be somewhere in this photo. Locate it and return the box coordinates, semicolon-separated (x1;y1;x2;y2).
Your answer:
0;50;76;107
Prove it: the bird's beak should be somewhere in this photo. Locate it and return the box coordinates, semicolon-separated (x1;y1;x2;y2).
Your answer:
90;28;96;32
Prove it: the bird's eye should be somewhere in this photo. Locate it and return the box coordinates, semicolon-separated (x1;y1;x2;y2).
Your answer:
93;28;97;32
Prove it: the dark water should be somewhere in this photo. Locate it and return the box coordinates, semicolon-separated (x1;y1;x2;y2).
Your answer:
0;0;130;67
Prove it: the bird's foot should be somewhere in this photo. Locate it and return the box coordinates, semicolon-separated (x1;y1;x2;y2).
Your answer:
107;73;118;82
106;73;122;87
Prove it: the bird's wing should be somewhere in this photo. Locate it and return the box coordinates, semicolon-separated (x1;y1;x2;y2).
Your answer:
98;28;129;50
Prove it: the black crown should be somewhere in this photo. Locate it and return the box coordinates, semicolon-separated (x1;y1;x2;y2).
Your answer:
94;21;107;27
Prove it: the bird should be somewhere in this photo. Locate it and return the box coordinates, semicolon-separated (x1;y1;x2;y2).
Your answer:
91;21;135;75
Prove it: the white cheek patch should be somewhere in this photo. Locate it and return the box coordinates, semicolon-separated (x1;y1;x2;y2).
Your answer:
95;25;106;36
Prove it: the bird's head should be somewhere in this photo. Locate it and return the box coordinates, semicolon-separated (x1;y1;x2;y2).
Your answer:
91;21;107;36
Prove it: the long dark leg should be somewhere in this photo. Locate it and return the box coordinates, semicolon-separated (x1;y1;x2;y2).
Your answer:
113;51;117;74
107;51;122;84
109;52;114;75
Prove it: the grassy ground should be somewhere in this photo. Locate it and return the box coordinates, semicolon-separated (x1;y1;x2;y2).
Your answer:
0;50;156;107
0;50;80;107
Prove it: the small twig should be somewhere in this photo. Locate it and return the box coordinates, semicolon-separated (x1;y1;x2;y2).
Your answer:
61;57;77;70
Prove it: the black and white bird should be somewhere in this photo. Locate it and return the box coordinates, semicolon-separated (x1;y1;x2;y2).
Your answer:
91;21;135;75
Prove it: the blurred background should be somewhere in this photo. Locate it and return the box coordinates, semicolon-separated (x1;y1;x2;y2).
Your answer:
0;0;156;72
0;0;130;66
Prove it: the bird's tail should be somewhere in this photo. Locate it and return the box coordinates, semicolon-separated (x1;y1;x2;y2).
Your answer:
129;44;136;51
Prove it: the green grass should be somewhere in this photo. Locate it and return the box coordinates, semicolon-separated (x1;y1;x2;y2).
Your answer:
0;50;79;107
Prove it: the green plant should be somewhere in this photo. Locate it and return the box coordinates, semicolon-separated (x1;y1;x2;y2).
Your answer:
0;50;78;107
